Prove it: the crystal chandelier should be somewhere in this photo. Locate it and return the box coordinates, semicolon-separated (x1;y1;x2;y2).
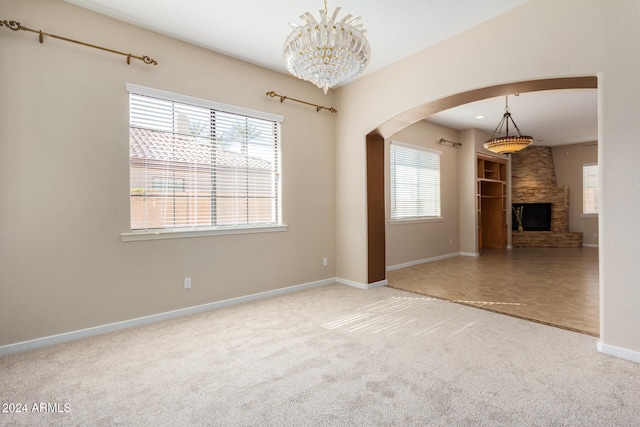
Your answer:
283;0;371;94
483;95;534;154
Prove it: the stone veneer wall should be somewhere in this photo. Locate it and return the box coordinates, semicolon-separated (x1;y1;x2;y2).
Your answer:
510;146;582;247
513;186;569;233
511;145;557;188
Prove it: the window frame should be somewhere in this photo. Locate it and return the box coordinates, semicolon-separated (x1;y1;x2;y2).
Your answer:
389;140;442;223
121;84;287;242
582;163;599;217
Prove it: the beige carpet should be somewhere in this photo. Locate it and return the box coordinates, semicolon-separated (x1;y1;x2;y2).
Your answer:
1;284;638;426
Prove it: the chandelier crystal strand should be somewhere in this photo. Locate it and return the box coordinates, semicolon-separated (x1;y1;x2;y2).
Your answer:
283;2;371;94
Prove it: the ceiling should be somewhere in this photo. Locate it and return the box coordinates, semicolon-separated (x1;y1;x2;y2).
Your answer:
428;90;598;146
64;0;598;146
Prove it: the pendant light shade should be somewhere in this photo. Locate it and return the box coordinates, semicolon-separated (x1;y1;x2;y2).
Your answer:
484;95;533;154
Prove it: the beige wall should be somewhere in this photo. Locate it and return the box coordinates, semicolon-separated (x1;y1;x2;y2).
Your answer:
335;0;640;356
385;121;460;268
3;0;640;361
0;0;336;346
552;143;599;246
384;121;512;265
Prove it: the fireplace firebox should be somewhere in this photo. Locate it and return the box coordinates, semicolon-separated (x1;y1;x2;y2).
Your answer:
512;203;552;231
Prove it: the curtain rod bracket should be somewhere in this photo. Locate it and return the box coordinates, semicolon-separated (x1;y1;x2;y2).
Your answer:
1;19;158;66
266;91;337;113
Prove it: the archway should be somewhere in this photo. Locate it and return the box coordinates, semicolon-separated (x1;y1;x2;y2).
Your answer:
365;76;597;283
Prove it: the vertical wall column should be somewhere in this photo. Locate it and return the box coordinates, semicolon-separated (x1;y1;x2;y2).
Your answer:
366;133;386;283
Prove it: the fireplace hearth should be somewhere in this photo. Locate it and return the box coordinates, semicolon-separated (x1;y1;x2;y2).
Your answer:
512;203;552;231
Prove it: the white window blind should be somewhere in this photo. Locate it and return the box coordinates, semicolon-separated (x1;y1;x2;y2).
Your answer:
583;163;598;214
390;141;441;220
127;84;283;231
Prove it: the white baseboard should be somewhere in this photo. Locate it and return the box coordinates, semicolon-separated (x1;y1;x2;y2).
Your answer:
597;341;640;364
386;252;461;271
337;277;388;289
583;244;599;248
460;252;480;257
0;278;335;357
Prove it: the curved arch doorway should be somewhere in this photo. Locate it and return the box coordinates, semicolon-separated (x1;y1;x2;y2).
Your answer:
365;76;598;283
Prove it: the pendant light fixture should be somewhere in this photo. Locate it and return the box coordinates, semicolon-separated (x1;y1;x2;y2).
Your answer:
483;95;534;154
283;0;371;94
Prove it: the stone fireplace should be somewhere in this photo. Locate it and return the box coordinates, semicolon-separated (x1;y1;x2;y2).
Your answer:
511;146;583;247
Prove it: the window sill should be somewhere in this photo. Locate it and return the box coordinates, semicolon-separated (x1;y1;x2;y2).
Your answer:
389;217;444;225
121;224;288;242
580;213;598;218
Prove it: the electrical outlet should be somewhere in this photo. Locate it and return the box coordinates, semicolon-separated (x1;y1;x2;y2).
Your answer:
323;258;328;267
184;277;191;289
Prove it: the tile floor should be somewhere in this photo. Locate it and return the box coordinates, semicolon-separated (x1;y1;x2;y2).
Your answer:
387;247;599;336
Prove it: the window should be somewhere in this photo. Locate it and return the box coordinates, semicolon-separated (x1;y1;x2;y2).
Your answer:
152;177;185;192
127;84;283;233
390;141;441;220
583;163;598;215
